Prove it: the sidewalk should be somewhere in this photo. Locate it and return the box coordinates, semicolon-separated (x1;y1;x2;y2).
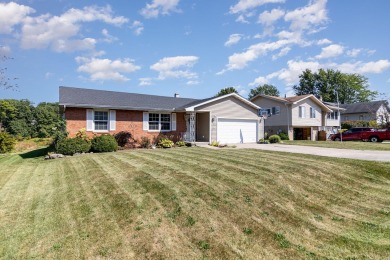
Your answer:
196;143;390;162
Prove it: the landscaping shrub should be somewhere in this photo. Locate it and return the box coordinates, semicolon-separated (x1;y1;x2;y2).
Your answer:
91;135;118;153
278;132;289;140
56;137;91;155
140;136;151;148
114;131;132;147
0;132;16;153
159;138;174;148
341;120;377;130
175;140;186;147
269;135;281;143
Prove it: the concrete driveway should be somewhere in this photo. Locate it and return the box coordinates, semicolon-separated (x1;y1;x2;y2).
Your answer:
198;143;390;162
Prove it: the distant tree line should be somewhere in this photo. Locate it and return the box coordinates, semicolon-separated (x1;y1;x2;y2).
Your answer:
215;69;378;104
0;99;65;139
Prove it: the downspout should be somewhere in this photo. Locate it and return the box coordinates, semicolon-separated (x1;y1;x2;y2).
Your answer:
285;103;290;139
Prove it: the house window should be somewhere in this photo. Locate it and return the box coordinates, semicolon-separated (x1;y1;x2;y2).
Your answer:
94;111;108;130
160;114;171;130
310;107;316;118
149;113;171;131
299;106;305;118
149;113;160;130
272;106;280;115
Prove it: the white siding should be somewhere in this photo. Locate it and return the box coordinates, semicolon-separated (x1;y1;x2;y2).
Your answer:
291;99;322;127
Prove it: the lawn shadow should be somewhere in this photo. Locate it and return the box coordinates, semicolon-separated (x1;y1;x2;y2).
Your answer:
19;147;49;159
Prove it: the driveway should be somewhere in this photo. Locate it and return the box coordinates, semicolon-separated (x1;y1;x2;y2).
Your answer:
197;143;390;162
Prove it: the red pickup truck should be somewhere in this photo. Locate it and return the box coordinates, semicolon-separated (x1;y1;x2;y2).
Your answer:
360;128;390;142
330;127;375;141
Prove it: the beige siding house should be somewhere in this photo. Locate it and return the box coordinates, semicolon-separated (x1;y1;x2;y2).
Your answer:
250;94;334;140
185;94;262;143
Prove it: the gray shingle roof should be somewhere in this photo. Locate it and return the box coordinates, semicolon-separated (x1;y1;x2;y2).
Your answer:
59;86;202;111
340;100;389;114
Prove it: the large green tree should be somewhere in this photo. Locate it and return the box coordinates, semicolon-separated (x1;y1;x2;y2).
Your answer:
293;69;377;104
215;87;238;97
0;99;65;138
248;84;280;99
34;102;66;138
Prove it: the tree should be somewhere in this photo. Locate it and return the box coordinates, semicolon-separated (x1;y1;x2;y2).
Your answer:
215;87;238;97
293;69;378;104
248;84;280;99
34;102;66;138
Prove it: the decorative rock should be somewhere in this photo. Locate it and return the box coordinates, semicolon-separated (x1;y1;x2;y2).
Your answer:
73;153;81;156
45;154;65;160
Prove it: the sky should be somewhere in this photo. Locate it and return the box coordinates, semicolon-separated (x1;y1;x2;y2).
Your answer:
1;0;390;104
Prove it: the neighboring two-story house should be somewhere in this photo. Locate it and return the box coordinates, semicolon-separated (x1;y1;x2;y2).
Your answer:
250;94;340;140
340;100;390;125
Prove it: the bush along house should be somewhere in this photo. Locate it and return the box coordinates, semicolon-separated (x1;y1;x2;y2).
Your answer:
59;86;263;144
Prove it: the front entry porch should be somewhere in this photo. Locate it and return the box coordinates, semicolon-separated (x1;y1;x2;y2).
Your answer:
182;112;210;142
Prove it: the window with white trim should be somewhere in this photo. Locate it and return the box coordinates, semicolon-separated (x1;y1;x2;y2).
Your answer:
148;113;171;131
327;112;339;120
299;106;305;118
310;107;316;118
94;111;109;130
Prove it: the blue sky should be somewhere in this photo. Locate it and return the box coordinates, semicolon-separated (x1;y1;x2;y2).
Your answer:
1;0;389;104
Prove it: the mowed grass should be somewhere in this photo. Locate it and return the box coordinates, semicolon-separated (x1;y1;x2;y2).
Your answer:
0;148;389;259
282;140;390;151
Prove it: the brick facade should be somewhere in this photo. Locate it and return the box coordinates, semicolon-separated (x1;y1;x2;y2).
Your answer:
65;107;187;142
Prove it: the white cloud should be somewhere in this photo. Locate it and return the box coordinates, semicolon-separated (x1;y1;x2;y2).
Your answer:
45;72;54;79
131;21;144;35
224;34;243;47
140;0;181;19
139;77;153;86
101;29;118;43
284;0;328;32
76;56;140;82
150;56;199;80
249;76;268;86
229;0;285;14
236;14;250;23
186;80;200;85
315;44;344;59
220;39;295;73
272;47;291;60
356;60;390;74
316;38;332;45
346;48;361;57
258;8;285;25
20;5;128;52
255;59;390;88
0;2;35;33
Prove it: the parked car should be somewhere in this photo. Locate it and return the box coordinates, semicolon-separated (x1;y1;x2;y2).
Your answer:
360;127;390;142
331;127;375;141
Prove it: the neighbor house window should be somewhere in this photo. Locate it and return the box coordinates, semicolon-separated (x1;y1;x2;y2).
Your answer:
310;107;316;118
299;106;305;118
149;113;171;131
272;106;280;115
94;111;108;130
327;112;339;120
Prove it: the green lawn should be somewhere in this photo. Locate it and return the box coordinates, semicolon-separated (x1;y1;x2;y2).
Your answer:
0;148;389;259
282;140;390;151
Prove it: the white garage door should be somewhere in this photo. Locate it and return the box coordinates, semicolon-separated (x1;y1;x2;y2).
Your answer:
217;118;258;144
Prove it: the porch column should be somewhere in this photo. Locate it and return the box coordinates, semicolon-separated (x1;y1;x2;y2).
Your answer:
189;112;196;142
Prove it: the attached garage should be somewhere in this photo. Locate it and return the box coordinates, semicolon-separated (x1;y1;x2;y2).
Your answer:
217;118;258;143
